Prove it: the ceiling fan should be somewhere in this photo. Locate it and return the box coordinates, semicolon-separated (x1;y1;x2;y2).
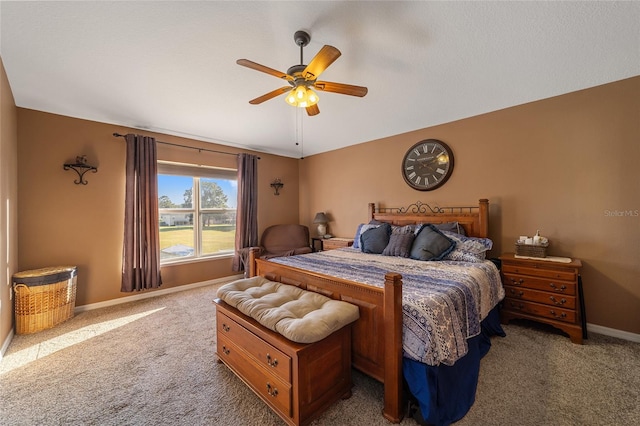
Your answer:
237;30;368;116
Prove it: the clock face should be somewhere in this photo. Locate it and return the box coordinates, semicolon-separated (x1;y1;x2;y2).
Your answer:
402;139;454;191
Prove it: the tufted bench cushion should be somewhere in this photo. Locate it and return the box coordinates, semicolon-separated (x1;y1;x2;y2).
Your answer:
217;276;359;344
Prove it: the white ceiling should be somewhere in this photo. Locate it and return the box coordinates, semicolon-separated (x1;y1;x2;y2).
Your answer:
1;1;638;158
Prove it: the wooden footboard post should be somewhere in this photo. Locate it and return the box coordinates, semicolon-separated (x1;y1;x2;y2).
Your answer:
383;272;404;423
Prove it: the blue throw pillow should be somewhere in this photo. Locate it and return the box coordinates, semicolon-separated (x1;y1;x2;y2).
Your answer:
353;222;383;249
360;223;392;254
410;224;456;261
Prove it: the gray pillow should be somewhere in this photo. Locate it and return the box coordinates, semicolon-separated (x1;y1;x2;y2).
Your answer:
410;224;456;261
433;222;467;236
382;233;415;257
360;223;392;254
391;224;416;234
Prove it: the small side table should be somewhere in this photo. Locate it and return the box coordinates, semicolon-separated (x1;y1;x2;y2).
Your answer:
311;237;354;252
499;253;585;344
322;238;354;251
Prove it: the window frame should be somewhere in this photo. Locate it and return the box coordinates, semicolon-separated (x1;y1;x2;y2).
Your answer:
157;161;237;265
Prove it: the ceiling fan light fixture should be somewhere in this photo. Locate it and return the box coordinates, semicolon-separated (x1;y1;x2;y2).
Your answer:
296;86;306;100
238;30;365;116
285;86;319;108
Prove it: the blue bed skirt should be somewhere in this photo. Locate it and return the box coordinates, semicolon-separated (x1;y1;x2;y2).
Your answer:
403;307;505;426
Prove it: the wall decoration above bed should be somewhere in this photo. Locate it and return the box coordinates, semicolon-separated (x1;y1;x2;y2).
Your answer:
401;139;454;191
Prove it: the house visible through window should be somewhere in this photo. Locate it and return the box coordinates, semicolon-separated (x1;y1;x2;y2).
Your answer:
157;162;237;263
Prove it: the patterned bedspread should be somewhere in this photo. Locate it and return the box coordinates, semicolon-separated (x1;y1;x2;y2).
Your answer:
268;248;505;366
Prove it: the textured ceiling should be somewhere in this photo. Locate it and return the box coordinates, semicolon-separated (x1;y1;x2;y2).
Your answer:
1;1;638;158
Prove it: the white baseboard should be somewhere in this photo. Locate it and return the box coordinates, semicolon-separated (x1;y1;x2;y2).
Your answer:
1;328;15;361
74;274;243;313
587;323;640;343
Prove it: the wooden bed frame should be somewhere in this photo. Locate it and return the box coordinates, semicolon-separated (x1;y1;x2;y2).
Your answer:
247;199;489;423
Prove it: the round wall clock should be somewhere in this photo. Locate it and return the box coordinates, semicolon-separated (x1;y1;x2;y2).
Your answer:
401;139;454;191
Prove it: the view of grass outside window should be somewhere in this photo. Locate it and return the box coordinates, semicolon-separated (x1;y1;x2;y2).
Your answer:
157;163;237;263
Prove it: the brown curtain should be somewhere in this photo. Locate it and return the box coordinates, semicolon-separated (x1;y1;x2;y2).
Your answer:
233;153;259;272
121;134;162;291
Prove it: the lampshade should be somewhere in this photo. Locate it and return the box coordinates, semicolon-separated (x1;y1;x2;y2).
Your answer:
285;86;319;108
313;212;328;224
313;212;329;237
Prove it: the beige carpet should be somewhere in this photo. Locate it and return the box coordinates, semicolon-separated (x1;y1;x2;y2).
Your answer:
1;283;638;425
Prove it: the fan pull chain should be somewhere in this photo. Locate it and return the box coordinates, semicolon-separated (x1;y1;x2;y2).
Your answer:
295;108;304;159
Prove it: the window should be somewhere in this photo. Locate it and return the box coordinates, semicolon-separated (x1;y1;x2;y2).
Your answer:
157;162;237;263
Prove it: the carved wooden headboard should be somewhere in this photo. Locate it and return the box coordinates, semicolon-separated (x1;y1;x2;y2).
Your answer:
368;199;489;238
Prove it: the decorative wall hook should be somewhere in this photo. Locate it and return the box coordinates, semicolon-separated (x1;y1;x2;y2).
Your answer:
63;155;98;185
270;178;284;195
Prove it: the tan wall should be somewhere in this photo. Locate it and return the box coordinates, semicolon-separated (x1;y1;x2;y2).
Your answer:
0;57;19;348
8;75;639;336
17;109;299;307
300;77;640;335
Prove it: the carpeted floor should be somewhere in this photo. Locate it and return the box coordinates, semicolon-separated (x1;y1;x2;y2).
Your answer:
1;283;638;425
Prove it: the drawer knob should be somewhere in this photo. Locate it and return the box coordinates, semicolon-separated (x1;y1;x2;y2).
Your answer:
510;278;524;285
221;345;230;355
266;353;279;368
510;289;524;297
550;310;567;319
510;302;524;310
222;323;230;332
549;283;567;292
266;383;279;397
549;296;567;305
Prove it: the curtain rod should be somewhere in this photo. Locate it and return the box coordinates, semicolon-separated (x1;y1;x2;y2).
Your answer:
112;133;260;159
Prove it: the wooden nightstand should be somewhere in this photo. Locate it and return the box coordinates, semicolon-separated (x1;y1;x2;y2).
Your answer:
499;253;585;344
321;238;354;251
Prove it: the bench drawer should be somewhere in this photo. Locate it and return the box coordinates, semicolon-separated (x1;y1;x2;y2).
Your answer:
217;310;291;382
218;334;292;417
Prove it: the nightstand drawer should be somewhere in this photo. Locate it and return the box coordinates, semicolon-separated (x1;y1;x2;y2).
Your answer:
502;273;576;295
502;264;576;281
504;285;576;309
503;298;576;324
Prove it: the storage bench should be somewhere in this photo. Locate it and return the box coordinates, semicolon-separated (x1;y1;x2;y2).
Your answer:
214;276;359;426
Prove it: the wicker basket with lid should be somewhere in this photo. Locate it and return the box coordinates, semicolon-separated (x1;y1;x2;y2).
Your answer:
13;266;77;334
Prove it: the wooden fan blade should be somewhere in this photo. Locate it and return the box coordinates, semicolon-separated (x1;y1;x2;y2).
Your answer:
237;59;293;81
314;81;368;97
249;87;291;105
302;45;341;80
306;104;320;116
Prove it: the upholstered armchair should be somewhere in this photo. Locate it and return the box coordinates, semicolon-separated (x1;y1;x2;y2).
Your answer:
238;224;312;275
256;224;312;258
